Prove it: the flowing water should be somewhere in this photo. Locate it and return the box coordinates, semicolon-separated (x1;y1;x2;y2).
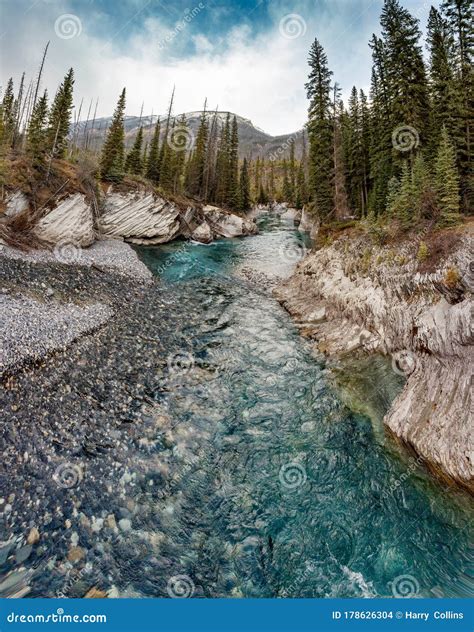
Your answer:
1;213;472;599
133;213;473;598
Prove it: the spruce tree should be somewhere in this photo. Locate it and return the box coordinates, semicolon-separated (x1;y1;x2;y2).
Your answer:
125;126;144;175
440;0;473;211
435;126;462;226
380;0;430;145
288;138;296;204
305;38;334;217
282;160;291;201
146;118;161;183
47;68;74;158
295;160;308;209
426;6;458;154
187;106;208;198
395;162;415;229
215;113;231;204
228;115;239;208
0;78;16;147
368;37;393;216
172;114;188;193
27;89;48;161
385;175;401;218
238;157;251;211
100;88;126;182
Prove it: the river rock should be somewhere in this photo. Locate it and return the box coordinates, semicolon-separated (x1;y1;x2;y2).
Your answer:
15;545;33;563
84;587;107;598
27;527;40;545
202;205;258;239
191;221;213;244
34;193;95;247
68;546;85;562
99;191;181;245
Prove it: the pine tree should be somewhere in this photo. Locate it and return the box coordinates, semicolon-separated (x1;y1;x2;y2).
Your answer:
295;160;308;209
380;0;430;145
146;118;161;183
395;162;415;229
282;160;291;202
238;157;251;211
305;38;334;217
440;0;473;211
332;86;350;219
385;175;401;218
159;87;175;193
187;105;208;198
215;113;231;204
427;6;458;154
100;88;126;182
0;78;16;147
27;89;48;161
435;126;462;226
47;68;74;158
368;37;393;216
125;126;144;175
172;114;188;193
411;154;432;220
288;138;296;204
227;115;239;208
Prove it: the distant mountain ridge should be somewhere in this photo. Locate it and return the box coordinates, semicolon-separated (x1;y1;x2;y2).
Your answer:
73;111;306;160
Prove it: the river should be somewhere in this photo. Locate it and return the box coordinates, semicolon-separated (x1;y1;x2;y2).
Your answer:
0;212;472;599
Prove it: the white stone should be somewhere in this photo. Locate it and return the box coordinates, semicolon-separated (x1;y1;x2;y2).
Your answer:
99;191;181;245
34;194;95;247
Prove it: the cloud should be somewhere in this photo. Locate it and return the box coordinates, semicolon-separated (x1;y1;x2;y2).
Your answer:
0;0;438;135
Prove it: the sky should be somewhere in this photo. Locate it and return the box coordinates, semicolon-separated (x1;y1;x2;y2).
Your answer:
0;0;438;136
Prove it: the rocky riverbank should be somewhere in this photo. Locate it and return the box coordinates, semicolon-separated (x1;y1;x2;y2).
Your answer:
275;223;474;493
2;184;258;250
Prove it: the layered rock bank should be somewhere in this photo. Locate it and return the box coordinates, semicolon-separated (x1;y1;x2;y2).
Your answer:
3;186;257;249
275;227;473;492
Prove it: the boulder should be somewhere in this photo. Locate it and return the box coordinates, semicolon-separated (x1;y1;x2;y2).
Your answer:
99;191;181;245
202;205;258;239
34;194;95;247
5;192;29;217
191;221;213;244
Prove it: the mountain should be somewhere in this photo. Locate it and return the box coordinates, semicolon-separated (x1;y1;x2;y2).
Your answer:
72;111;306;160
